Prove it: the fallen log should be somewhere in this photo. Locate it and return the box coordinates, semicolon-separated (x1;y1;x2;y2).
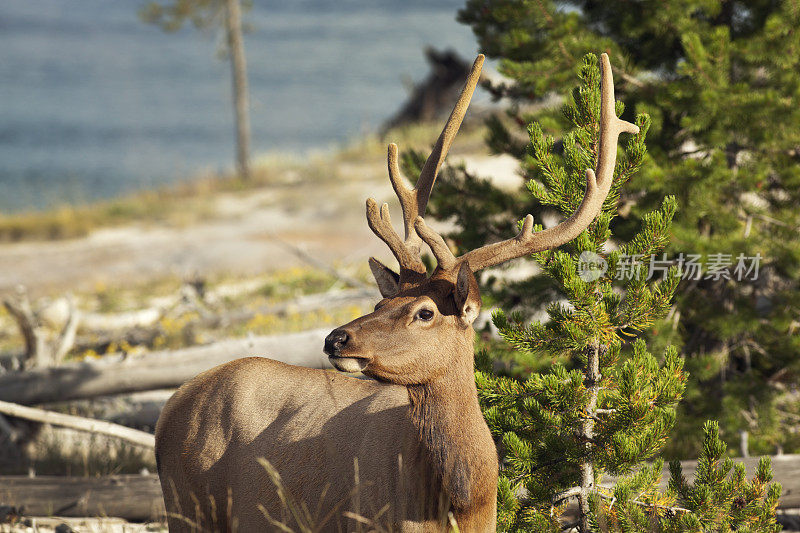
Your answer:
71;288;377;354
0;328;334;405
0;400;154;448
80;307;162;331
0;474;164;522
19;516;162;532
2;289;78;369
1;455;798;523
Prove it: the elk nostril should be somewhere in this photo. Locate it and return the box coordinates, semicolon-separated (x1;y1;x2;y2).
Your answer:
324;329;349;356
333;330;348;348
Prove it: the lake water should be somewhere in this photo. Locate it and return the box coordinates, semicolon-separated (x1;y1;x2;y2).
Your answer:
0;0;478;212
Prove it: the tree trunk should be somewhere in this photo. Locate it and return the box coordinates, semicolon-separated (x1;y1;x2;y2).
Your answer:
579;342;601;532
224;0;251;180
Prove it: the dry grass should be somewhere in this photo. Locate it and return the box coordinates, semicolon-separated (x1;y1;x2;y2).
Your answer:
9;427;156;477
159;458;461;533
0;265;372;359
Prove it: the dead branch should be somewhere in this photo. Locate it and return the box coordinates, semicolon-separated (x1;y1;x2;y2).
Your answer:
269;233;370;290
0;328;337;405
71;288;377;355
80;307;162;331
3;287;48;369
52;295;79;364
0;400;154;448
3;289;81;369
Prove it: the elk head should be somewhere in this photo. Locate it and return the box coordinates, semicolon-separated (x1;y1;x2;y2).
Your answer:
324;53;638;385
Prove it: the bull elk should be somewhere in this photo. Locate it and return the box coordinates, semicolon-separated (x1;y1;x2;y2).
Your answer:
155;53;638;532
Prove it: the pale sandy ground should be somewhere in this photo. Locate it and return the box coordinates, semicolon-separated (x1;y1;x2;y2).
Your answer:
0;169;390;296
0;154;521;297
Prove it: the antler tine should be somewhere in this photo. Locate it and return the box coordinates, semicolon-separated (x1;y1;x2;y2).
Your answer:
366;198;427;275
457;53;639;273
387;55;485;248
416;54;485;216
386;143;417;245
366;54;484;277
414;216;457;271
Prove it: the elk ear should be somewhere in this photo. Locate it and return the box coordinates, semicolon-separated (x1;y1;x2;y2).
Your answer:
369;257;400;297
454;262;480;325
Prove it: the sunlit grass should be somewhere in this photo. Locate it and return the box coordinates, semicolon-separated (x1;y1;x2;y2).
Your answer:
0;266;372;363
0;426;156;477
160;458;460;532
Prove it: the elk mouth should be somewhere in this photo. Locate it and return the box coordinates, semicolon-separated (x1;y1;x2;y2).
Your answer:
328;355;370;373
324;328;370;372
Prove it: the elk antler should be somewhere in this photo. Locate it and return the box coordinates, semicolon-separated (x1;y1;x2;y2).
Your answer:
416;53;639;273
366;54;485;281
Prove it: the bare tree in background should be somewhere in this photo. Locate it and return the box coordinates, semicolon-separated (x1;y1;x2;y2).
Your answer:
140;0;251;180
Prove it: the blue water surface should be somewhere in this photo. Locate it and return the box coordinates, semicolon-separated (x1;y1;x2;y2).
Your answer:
0;0;477;211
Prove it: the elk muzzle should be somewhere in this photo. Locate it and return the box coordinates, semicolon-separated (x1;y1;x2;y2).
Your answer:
323;328;349;356
324;327;370;373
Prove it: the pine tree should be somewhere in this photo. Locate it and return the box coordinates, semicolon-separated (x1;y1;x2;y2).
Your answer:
435;0;800;458
405;52;782;532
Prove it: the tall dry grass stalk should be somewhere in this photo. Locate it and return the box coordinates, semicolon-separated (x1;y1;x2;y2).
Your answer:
162;457;461;532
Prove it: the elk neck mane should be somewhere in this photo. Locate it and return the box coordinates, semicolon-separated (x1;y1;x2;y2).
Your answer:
406;350;492;511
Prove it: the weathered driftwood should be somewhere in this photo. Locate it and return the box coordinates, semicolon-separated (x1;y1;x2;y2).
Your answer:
71;288;377;354
2;290;46;368
18;516;161;532
80;307;162;331
2;289;79;369
0;400;154;448
51;298;79;364
0;456;797;523
0;328;335;405
0;475;164;522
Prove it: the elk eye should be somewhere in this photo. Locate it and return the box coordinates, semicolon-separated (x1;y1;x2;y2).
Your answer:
415;308;434;321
